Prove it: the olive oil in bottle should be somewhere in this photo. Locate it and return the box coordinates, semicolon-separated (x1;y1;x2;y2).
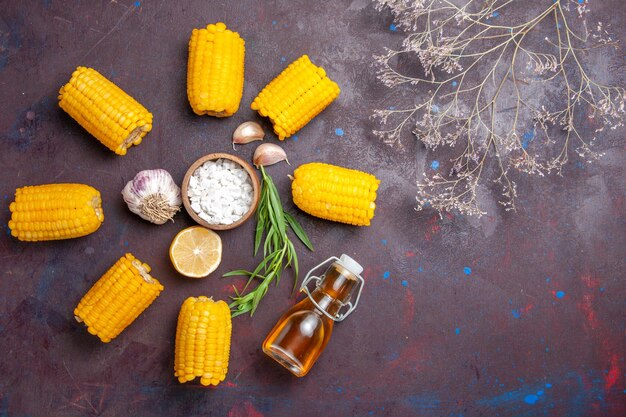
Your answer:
262;254;364;377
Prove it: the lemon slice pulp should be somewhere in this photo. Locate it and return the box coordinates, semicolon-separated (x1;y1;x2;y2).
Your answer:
169;226;222;278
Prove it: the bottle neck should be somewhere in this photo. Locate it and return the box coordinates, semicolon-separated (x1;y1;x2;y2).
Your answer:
309;262;359;319
310;290;343;317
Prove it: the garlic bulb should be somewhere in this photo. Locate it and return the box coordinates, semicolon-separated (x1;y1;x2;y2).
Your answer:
233;121;264;149
253;143;289;167
122;169;182;224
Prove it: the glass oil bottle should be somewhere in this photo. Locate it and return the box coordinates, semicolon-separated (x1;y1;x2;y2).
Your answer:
262;254;364;377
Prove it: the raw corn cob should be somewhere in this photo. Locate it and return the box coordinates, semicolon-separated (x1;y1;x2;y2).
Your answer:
58;66;153;155
187;22;245;117
8;183;104;241
174;296;232;386
74;253;164;343
251;55;340;140
291;162;380;226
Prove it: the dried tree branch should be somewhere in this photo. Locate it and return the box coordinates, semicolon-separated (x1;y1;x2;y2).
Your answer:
372;0;625;216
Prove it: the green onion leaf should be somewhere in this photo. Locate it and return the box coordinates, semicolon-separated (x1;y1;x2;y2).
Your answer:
284;212;314;251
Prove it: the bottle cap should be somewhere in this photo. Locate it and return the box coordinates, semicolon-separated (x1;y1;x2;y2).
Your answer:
338;254;363;276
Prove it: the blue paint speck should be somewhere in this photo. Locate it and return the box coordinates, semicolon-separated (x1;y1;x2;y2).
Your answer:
337;387;343;393
418;266;424;272
401;280;408;287
124;241;129;246
335;128;344;136
524;394;539;404
383;271;390;280
431;104;440;113
537;390;544;396
272;20;277;25
545;347;550;352
452;81;458;87
599;287;605;292
455;327;461;335
546;277;551;283
293;135;299;141
381;239;387;245
577;0;583;4
430;160;440;170
492;11;500;17
545;383;552;388
389;23;397;32
522;131;534;149
511;309;521;319
134;1;141;6
555;290;565;299
463;266;472;275
281;56;286;63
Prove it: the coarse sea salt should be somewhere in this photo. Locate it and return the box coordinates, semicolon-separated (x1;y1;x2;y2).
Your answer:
187;158;253;225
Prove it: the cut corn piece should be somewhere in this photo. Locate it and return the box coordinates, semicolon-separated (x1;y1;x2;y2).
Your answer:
74;253;164;343
8;183;104;241
187;22;245;117
291;162;380;226
58;66;153;155
174;296;232;386
251;55;340;140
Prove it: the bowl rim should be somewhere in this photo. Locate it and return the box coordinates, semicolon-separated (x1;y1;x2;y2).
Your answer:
181;152;260;231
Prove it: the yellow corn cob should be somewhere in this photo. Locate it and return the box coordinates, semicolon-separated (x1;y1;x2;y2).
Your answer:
8;183;104;241
251;55;340;140
187;22;245;117
58;66;153;155
74;253;164;343
291;162;380;226
174;296;232;386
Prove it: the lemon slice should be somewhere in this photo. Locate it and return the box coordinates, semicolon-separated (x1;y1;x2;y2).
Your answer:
169;226;222;278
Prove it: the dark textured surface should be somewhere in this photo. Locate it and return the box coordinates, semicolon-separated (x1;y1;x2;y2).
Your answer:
0;1;624;416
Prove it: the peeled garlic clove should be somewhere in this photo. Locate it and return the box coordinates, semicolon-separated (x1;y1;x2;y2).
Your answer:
233;121;265;148
122;169;182;224
253;143;289;168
